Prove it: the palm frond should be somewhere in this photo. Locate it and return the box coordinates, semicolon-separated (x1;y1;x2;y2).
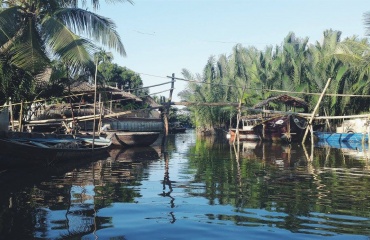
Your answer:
0;6;22;51
54;8;126;56
9;17;49;74
42;16;97;73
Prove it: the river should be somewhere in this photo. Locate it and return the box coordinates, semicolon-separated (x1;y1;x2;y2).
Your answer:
1;130;370;239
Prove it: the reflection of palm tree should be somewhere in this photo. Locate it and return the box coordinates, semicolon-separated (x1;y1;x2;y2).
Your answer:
232;144;244;209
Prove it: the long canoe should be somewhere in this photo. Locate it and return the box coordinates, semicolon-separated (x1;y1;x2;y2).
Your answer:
0;131;111;167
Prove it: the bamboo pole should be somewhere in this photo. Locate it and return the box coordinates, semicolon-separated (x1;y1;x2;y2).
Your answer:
233;98;242;145
92;58;98;150
233;87;246;145
98;93;102;133
302;78;332;144
18;101;23;132
368;115;370;147
9;98;14;131
324;108;331;131
161;73;175;155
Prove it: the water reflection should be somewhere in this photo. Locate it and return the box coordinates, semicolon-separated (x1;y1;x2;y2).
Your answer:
1;131;370;239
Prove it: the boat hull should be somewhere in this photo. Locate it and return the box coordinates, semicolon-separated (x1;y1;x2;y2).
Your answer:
228;128;260;141
253;115;308;143
314;131;369;143
0;131;111;167
108;131;160;147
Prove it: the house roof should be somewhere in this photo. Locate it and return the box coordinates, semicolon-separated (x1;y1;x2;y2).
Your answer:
253;94;309;109
102;86;142;102
143;96;161;108
68;82;142;102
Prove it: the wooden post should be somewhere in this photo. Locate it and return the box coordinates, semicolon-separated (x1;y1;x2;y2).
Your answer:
92;58;98;150
233;87;246;145
302;78;332;144
324;108;331;131
9;98;14;131
161;73;175;154
98;93;102;133
165;73;175;136
233;98;242;145
19;101;23;132
368;115;370;147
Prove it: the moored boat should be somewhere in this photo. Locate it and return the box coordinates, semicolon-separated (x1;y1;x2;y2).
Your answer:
253;114;308;143
314;131;368;143
0;131;111;167
107;131;160;147
169;122;186;134
314;118;370;143
251;95;310;143
228;118;260;141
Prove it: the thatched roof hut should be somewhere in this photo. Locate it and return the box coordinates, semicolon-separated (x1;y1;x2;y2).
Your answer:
67;82;142;102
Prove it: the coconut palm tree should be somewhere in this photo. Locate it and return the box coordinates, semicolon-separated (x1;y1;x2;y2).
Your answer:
0;0;131;75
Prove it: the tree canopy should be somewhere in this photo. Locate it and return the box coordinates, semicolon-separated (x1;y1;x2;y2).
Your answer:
180;29;370;132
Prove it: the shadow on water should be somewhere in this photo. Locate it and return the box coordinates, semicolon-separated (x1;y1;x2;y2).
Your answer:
2;130;370;239
187;134;370;237
0;145;162;240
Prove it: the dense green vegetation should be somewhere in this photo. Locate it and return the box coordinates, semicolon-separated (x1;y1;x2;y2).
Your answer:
1;1;370;134
0;0;142;105
179;27;370;133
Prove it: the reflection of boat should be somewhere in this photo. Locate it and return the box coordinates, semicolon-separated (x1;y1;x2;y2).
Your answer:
316;140;366;150
228;118;260;141
250;142;307;168
241;141;260;158
0;131;111;167
109;146;160;161
316;140;369;160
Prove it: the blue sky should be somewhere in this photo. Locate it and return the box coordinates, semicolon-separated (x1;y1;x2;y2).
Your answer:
99;0;368;102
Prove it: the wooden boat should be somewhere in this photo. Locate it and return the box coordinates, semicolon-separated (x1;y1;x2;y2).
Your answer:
169;122;186;133
253;114;308;143
252;95;309;143
0;131;111;167
106;131;160;147
228;118;260;141
169;126;186;134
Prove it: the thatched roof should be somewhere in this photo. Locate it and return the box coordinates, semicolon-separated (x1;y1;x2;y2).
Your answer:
143;96;161;108
69;81;94;93
102;86;142;102
68;82;142;102
253;94;308;109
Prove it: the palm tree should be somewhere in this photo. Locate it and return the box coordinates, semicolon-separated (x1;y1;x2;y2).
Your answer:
0;0;131;75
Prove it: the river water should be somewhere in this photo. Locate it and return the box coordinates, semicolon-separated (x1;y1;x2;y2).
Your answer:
1;130;370;239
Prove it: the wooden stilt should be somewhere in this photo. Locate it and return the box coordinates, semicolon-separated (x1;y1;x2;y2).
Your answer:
233;87;246;145
161;73;175;154
92;58;99;150
9;98;14;131
19;101;23;132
